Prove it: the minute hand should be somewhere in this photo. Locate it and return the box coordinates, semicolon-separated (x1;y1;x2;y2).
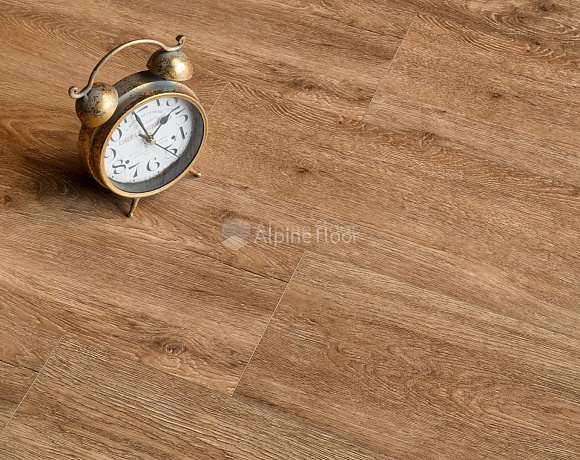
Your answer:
133;112;152;141
151;107;179;138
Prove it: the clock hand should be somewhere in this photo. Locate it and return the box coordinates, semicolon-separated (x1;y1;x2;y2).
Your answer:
138;133;156;145
150;107;179;138
133;112;152;141
154;143;178;157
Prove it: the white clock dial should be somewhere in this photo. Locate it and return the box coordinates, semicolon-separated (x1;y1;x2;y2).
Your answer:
103;96;195;185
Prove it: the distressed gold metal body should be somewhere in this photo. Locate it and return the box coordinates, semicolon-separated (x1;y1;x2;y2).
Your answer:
147;49;193;81
69;36;207;216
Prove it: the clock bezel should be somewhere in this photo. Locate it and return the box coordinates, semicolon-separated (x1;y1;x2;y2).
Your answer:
78;71;208;198
100;92;206;197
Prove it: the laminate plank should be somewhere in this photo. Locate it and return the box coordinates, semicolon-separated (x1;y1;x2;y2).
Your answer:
195;83;580;341
0;314;60;372
364;14;580;186
373;0;580;57
0;336;390;459
235;251;580;459
0;316;60;431
365;93;580;186
1;0;415;119
0;363;36;431
242;0;411;35
0;217;288;394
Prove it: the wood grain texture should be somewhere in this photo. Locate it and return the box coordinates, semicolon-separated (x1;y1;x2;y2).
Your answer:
196;83;580;342
0;8;301;283
1;0;415;119
0;315;60;431
376;0;580;57
0;6;307;395
235;251;580;459
0;214;289;394
1;0;580;457
0;364;36;432
0;314;60;372
364;14;580;186
0;336;390;459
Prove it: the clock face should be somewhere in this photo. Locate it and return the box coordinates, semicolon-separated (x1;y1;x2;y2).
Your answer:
102;94;205;194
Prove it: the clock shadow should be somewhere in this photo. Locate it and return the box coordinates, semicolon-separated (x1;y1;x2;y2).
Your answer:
15;146;131;218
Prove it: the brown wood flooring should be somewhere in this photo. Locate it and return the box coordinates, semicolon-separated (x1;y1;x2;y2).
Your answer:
1;0;580;458
364;14;580;186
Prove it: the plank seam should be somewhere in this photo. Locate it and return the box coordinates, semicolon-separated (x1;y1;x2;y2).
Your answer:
231;249;306;395
207;82;229;116
363;13;417;121
230;248;401;458
0;334;64;440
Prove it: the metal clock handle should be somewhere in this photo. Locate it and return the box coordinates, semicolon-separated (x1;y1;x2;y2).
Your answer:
68;35;187;99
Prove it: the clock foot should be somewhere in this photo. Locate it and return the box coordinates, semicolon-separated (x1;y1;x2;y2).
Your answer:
127;197;140;218
190;167;202;177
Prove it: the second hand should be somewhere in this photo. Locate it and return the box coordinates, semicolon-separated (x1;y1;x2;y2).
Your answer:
154;143;178;157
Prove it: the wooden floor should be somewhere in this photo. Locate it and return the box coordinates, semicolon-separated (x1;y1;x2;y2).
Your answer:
1;0;580;458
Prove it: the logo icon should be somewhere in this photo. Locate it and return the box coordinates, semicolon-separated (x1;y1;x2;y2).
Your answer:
221;218;251;250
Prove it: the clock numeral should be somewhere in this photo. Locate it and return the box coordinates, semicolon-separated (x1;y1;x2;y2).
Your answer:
105;148;117;161
166;97;179;107
128;162;141;178
112;159;127;175
174;106;189;125
137;104;150;113
110;127;123;143
147;158;161;172
155;99;162;107
111;158;153;178
179;127;187;140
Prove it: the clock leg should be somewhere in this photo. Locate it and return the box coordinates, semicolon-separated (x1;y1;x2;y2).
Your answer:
190;167;202;177
127;197;140;218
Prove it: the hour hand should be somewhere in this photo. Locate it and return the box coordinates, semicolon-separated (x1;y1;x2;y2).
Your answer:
151;107;178;138
133;112;152;141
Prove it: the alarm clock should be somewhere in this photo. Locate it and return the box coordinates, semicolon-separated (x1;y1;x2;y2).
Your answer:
69;36;208;217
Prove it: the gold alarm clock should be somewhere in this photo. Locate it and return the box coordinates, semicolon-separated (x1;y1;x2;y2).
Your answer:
69;35;208;217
